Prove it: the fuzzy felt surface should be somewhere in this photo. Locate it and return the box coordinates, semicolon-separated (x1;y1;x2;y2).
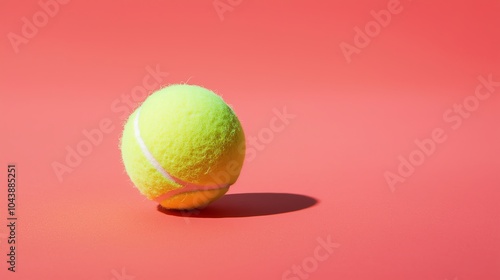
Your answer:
121;84;245;209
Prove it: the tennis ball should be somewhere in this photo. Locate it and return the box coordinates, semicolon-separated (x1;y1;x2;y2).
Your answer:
121;84;245;210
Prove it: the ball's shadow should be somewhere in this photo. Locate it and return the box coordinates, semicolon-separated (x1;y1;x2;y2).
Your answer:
157;192;318;218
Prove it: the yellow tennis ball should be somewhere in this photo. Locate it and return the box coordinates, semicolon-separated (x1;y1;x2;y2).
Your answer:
120;84;245;210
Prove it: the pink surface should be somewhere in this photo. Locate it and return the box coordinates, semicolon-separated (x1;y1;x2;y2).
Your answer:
1;0;500;279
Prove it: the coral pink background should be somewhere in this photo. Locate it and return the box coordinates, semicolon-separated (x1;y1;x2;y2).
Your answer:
1;0;499;279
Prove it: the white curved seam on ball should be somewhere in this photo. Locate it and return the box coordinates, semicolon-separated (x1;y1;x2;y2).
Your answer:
133;107;230;203
152;184;230;204
134;107;178;185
